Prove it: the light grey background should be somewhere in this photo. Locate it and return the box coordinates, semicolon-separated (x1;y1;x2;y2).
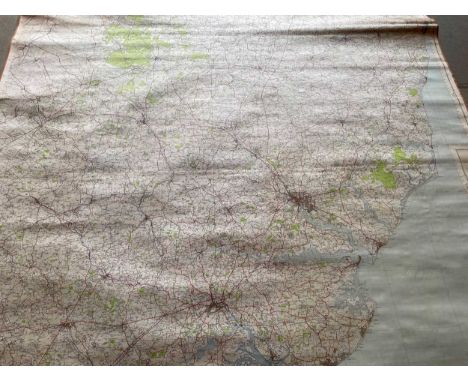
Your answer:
0;16;467;103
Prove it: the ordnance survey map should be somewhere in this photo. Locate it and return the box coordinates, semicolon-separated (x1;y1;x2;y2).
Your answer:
1;16;468;365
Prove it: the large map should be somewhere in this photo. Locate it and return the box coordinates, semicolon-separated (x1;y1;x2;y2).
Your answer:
0;16;467;365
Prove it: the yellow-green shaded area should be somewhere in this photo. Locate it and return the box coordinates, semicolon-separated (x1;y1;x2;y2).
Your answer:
41;148;50;159
155;37;172;48
146;92;158;104
105;24;153;69
89;79;101;87
191;52;209;60
117;79;146;94
150;350;167;359
127;15;144;24
408;88;418;97
393;147;418;165
371;160;396;189
118;79;136;94
290;223;301;233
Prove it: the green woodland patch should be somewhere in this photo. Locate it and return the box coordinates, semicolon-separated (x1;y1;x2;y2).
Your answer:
155;37;172;48
408;88;418;97
150;350;167;359
105;296;119;314
364;148;418;190
41;148;50;159
105;23;210;70
191;52;209;60
371;160;397;190
146;92;158;104
118;79;148;94
105;24;153;68
89;79;101;87
118;79;136;93
127;15;144;24
393;147;418;165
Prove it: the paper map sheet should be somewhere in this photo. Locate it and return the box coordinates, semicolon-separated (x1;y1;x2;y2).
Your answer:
1;16;468;365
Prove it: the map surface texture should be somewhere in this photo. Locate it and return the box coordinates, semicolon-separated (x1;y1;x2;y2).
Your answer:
1;16;468;365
